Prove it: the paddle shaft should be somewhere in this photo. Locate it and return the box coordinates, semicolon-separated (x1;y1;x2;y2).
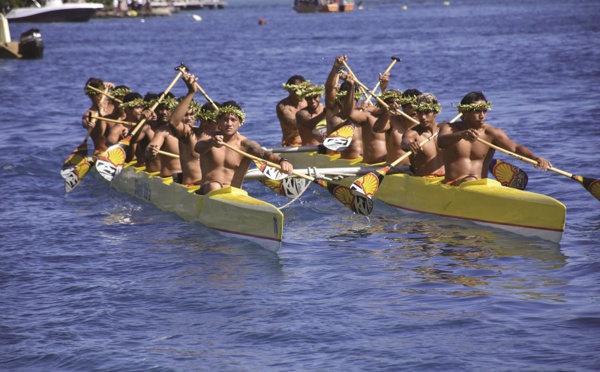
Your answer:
91;115;136;126
391;113;462;167
129;69;185;138
195;82;219;111
342;61;419;125
86;85;123;104
158;150;179;159
476;137;572;178
340;62;369;97
365;56;400;102
221;142;315;182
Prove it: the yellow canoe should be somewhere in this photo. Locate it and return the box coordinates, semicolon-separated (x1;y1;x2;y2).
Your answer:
111;163;284;253
279;151;566;243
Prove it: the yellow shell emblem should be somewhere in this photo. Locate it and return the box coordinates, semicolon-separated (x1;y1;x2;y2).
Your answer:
106;147;127;166
331;125;354;139
76;159;91;179
332;185;354;207
354;173;380;197
492;161;515;186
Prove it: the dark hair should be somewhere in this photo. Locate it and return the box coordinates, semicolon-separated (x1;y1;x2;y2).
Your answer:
123;92;143;103
202;102;220;112
85;77;104;90
220;100;242;111
144;92;159;101
461;91;487;105
286;75;306;85
402;88;422;98
338;81;360;94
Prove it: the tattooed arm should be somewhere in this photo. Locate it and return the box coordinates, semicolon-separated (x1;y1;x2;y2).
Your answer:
242;138;294;174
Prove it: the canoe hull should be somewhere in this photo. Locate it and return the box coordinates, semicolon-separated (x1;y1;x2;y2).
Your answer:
280;151;566;243
112;165;283;252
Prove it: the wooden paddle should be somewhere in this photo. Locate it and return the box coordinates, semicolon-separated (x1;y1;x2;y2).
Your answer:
222;142;373;215
95;64;187;182
85;85;123;104
477;138;600;202
90;114;136;126
322;124;356;152
364;56;401;103
61;126;92;179
61;86;112;180
350;113;463;197
488;159;528;190
64;156;94;192
264;144;328;154
342;61;419;125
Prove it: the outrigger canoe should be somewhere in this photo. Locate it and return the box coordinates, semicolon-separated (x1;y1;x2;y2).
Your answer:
111;162;284;253
277;151;566;243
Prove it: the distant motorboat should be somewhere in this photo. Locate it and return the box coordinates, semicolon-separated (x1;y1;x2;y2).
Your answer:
293;0;354;13
5;0;104;23
0;13;44;58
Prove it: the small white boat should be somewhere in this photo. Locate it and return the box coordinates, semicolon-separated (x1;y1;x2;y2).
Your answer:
5;0;103;23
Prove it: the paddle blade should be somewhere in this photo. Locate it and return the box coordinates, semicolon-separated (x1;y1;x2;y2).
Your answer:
573;175;600;201
323;125;354;152
316;179;373;216
64;156;94;192
253;160;289;180
260;177;309;199
61;141;88;178
95;141;128;182
489;159;528;190
349;166;390;198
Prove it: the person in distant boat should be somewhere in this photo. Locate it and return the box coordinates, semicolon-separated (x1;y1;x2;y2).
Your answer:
168;72;220;185
324;55;362;159
276;75;307;147
296;84;327;146
438;91;551;186
373;88;421;165
338;72;387;164
91;85;130;154
194;101;293;195
401;93;445;176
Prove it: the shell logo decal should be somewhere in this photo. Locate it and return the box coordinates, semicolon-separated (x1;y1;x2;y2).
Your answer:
351;173;380;198
330;125;354;139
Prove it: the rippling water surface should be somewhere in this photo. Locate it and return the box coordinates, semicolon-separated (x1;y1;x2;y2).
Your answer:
1;0;599;370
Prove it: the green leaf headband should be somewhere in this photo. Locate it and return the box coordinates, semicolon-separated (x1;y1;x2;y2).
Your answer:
398;95;418;106
412;102;442;114
456;101;492;113
146;96;179;111
336;88;364;101
119;98;146;110
283;81;310;95
111;87;131;98
299;84;325;99
191;101;217;122
217;106;246;124
84;88;101;96
377;90;403;107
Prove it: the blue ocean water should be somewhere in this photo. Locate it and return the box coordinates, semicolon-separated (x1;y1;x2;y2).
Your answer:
1;0;599;370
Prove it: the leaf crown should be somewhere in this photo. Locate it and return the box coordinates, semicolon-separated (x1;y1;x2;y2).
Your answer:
456;101;492;113
217;105;246;125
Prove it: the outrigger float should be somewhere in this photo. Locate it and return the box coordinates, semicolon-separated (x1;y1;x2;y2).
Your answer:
111;162;284;253
272;150;567;244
